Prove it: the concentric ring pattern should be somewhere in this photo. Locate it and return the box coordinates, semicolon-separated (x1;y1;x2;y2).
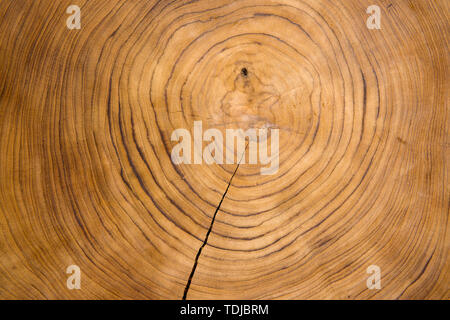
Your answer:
0;0;447;299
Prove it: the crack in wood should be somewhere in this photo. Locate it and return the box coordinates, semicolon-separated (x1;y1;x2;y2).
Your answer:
182;145;247;300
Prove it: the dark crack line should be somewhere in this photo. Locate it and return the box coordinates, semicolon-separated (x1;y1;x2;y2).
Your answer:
182;146;247;300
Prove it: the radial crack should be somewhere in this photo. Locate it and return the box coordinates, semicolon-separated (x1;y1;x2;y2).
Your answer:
182;145;247;299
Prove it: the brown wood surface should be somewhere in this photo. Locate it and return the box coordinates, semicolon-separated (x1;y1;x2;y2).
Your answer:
0;0;448;299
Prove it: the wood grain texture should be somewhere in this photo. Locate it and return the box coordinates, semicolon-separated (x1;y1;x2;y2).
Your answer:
0;0;448;299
